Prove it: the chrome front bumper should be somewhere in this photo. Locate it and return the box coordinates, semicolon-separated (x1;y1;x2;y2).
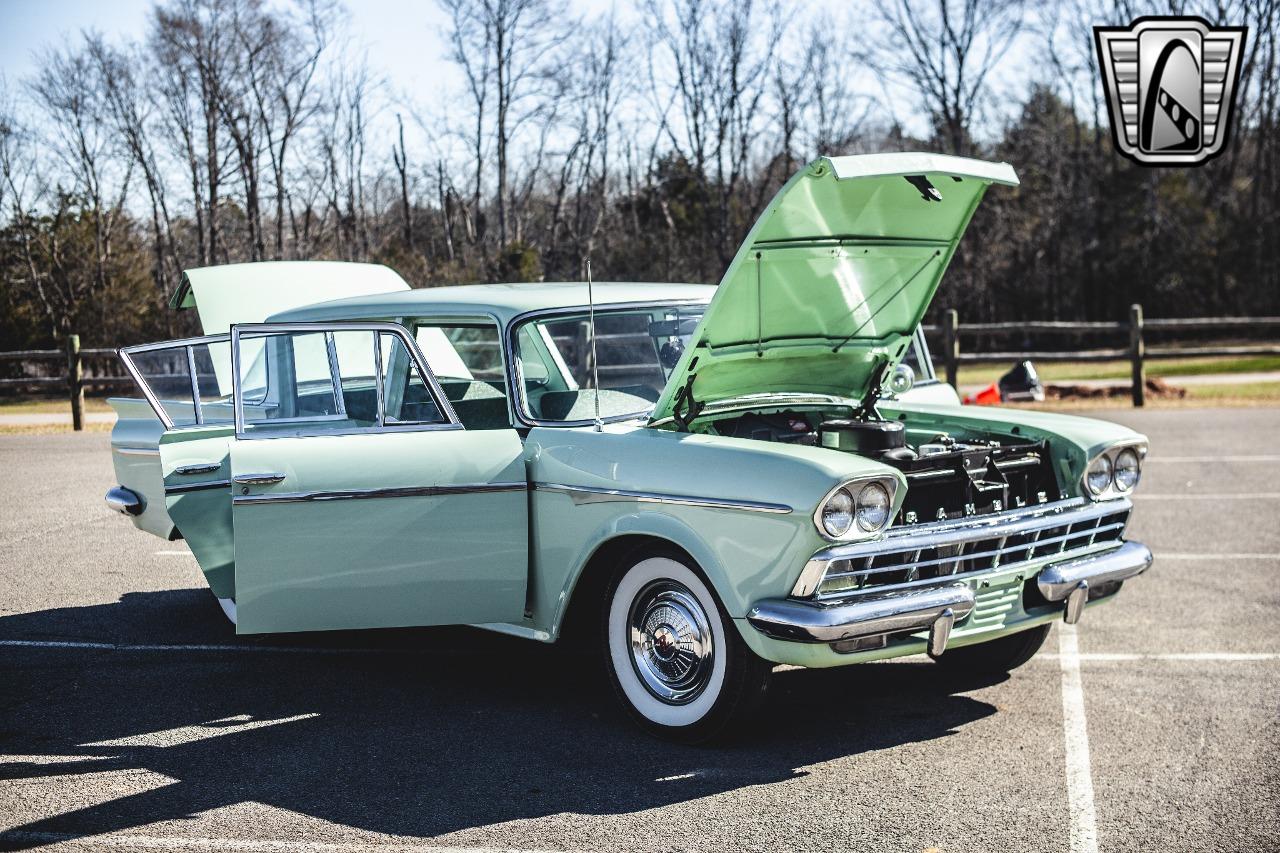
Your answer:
747;539;1153;654
1036;540;1152;624
747;583;974;657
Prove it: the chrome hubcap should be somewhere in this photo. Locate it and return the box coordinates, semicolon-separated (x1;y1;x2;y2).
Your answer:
627;580;714;705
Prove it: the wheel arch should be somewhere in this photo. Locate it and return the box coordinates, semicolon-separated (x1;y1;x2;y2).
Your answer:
551;513;726;643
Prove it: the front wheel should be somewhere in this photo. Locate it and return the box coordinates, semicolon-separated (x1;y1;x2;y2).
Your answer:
603;552;771;743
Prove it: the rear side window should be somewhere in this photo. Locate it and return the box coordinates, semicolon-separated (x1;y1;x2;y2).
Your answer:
120;336;234;429
413;321;510;430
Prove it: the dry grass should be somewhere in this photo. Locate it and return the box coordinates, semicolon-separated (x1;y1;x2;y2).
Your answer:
957;354;1280;387
1005;381;1280;411
0;396;115;415
0;421;114;435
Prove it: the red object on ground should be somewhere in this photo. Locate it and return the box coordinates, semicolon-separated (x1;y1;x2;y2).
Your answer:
964;382;1002;405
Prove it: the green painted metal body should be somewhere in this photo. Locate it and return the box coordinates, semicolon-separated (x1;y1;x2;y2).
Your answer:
107;153;1147;666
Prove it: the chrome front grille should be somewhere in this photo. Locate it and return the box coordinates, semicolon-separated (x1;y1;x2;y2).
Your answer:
797;497;1132;600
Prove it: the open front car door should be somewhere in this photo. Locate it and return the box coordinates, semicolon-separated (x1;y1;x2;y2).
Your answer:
227;322;528;634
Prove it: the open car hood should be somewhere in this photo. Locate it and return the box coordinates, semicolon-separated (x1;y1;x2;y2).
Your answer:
650;153;1018;426
171;261;410;335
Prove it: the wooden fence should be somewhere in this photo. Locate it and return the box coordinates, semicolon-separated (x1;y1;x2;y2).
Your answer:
4;305;1280;428
921;305;1280;407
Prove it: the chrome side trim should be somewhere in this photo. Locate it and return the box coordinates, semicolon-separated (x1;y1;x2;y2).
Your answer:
113;446;160;457
233;482;528;505
165;479;232;495
105;486;144;516
747;583;975;644
533;482;792;514
232;472;286;486
1037;540;1153;602
792;496;1131;597
174;462;222;476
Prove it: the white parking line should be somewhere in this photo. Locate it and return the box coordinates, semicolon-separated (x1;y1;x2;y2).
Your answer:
1134;493;1280;499
5;637;1276;663
0;638;493;657
1043;652;1279;661
155;550;192;556
1148;455;1280;463
0;831;557;853
1158;553;1278;560
1058;623;1098;853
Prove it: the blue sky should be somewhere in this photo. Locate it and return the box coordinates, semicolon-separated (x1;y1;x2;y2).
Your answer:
0;0;457;93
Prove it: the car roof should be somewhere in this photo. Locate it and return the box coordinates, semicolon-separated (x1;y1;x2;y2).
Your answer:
268;281;715;326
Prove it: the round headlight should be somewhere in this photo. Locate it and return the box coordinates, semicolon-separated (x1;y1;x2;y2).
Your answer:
1086;454;1113;496
1113;447;1140;491
855;482;892;532
820;488;854;538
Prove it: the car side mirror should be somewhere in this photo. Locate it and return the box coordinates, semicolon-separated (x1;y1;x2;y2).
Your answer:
887;363;915;396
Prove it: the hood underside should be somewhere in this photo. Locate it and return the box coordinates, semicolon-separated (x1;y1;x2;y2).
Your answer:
650;153;1018;425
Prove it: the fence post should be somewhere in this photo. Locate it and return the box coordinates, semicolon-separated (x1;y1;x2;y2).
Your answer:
66;334;84;431
1129;304;1145;408
942;309;959;389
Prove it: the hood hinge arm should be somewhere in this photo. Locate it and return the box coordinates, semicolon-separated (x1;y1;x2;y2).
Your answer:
672;374;704;432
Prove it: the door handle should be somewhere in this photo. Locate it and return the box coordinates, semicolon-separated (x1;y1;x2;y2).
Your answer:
175;462;221;476
232;472;286;486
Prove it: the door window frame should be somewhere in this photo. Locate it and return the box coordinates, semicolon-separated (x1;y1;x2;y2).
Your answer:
230;321;463;439
119;333;233;431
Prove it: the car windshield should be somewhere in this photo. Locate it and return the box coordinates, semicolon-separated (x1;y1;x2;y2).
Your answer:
512;304;705;424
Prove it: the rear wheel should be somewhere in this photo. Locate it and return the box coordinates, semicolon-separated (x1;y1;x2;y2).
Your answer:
936;623;1052;676
602;552;771;743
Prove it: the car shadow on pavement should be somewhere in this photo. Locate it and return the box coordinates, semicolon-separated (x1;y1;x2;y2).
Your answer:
0;590;1000;849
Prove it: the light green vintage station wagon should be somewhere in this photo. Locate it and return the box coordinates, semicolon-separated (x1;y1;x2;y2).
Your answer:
107;153;1151;741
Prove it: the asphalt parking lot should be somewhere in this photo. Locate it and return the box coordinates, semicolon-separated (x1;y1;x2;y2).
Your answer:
1;406;1278;852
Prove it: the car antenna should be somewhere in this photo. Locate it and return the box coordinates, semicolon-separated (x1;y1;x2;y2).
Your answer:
586;256;602;432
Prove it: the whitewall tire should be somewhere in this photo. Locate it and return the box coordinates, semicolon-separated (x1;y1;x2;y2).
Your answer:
603;551;771;742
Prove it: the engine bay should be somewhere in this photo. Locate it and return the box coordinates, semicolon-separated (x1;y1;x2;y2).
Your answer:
699;408;1062;525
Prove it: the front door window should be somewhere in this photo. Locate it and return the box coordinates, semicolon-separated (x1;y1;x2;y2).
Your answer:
232;323;456;437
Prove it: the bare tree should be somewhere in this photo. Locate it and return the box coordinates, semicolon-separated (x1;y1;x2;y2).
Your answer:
392;113;414;251
441;0;570;253
871;0;1025;154
21;41;134;335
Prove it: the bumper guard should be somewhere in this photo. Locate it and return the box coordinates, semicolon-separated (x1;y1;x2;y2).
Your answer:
748;539;1153;654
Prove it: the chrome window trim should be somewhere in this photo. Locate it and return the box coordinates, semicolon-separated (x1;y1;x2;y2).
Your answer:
791;496;1133;598
233;482;527;505
231;322;460;440
504;299;710;430
324;332;347;417
119;334;232;431
409;315;515;428
165;479;232;495
533;482;792;514
373;329;387;427
911;325;939;383
186;345;203;425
